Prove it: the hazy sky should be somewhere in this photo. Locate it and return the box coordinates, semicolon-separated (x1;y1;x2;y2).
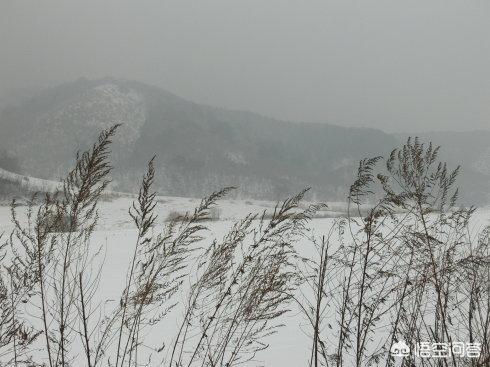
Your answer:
1;0;489;132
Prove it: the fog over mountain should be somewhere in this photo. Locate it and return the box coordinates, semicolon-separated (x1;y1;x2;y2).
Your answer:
1;78;488;204
2;1;489;203
2;0;490;132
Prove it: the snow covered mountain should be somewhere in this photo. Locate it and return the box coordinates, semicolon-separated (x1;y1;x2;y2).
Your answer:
1;78;488;203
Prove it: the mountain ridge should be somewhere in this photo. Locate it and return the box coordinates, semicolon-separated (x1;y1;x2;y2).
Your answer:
0;78;488;204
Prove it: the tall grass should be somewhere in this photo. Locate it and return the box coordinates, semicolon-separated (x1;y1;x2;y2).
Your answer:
298;138;490;367
0;126;316;366
0;129;488;367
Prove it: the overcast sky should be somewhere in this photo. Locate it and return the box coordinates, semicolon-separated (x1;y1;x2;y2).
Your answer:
1;0;489;132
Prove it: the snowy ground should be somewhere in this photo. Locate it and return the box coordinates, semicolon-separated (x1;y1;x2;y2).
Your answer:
0;196;344;366
0;197;489;366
